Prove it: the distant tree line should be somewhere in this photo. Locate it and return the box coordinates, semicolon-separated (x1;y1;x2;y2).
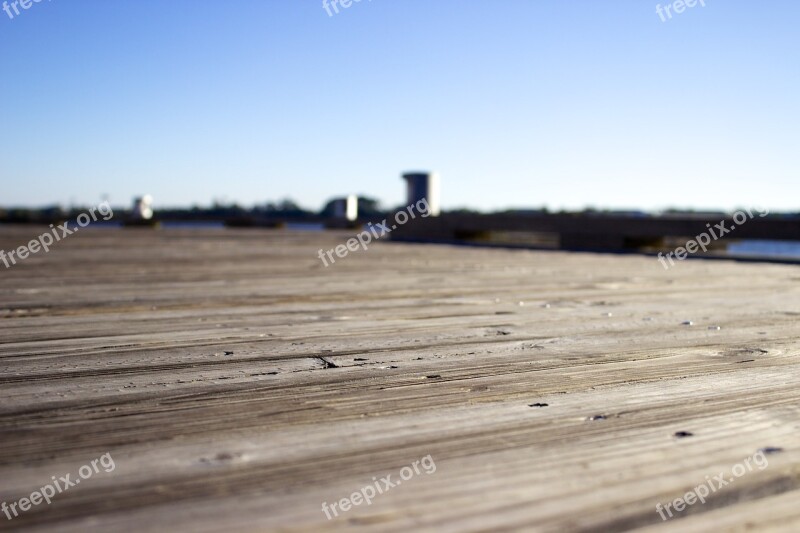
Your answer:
0;196;392;224
2;202;794;225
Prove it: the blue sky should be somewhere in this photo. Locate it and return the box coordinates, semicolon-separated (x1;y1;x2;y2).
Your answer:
1;0;798;212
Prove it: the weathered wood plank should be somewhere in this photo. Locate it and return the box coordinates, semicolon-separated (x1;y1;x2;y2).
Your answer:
1;225;799;531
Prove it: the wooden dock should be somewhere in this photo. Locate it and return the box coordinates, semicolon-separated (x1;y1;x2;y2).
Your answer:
1;226;799;532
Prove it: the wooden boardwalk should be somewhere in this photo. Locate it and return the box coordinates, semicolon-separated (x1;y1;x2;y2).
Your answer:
1;226;799;532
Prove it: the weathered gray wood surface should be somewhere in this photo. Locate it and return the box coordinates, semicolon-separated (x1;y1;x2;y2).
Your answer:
1;226;799;532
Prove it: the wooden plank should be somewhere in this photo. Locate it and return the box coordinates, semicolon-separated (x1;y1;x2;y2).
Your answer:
1;225;799;531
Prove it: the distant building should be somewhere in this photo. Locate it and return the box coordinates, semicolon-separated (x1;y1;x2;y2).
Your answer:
132;195;154;220
402;171;440;216
331;195;358;221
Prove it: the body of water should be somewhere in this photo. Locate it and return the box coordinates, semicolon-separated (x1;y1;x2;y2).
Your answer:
728;240;800;260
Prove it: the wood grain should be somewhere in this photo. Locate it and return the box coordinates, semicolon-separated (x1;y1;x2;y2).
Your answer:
1;225;799;532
